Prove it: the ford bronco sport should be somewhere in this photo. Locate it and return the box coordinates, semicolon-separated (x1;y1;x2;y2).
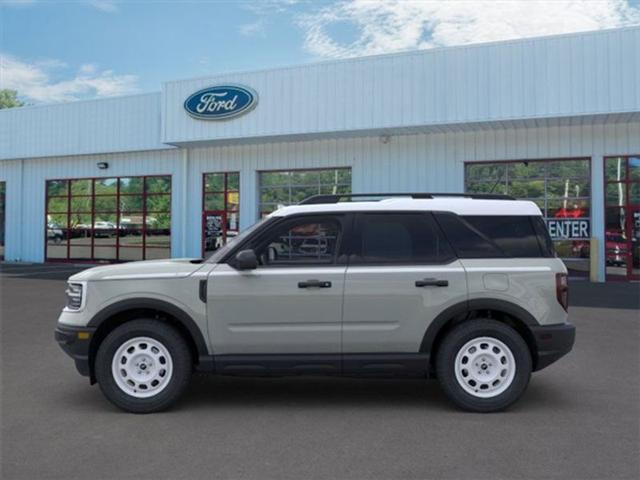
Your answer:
55;193;575;413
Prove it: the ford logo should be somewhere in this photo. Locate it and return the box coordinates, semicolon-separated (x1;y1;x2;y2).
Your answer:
184;85;258;120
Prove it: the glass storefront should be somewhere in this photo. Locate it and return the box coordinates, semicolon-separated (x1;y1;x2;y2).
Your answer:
604;156;640;280
465;158;591;277
0;182;5;260
258;168;352;217
202;172;240;256
46;176;171;262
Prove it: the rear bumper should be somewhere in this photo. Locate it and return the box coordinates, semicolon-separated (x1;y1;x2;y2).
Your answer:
531;322;576;371
54;324;95;377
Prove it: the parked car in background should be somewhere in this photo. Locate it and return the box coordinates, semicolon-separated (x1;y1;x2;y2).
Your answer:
93;221;117;238
47;223;64;243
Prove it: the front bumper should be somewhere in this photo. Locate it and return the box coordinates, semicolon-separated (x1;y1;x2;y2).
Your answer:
54;324;96;377
530;322;576;371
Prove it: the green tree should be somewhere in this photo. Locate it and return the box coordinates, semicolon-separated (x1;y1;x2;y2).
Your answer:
0;90;24;109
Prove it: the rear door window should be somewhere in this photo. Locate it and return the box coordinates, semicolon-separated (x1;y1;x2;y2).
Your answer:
351;213;455;264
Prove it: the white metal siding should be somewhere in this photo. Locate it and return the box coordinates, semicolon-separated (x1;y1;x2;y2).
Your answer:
0;160;23;260
0;93;170;161
163;28;640;145
0;149;184;262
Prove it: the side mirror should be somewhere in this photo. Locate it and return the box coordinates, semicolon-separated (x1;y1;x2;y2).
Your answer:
235;249;258;270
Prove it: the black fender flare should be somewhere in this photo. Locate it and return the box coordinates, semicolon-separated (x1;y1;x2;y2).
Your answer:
87;298;209;357
420;298;538;354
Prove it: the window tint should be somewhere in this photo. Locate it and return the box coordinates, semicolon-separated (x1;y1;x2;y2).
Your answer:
256;218;341;266
463;216;544;257
354;213;454;264
531;216;556;257
434;213;503;258
436;213;552;258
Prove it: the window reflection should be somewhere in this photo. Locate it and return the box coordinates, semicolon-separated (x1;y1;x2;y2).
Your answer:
45;176;171;262
258;168;352;216
202;172;240;256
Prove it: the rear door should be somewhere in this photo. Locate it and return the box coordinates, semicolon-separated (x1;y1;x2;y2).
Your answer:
342;212;467;354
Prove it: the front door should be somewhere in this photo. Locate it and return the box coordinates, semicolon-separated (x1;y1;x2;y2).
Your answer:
207;214;347;355
342;213;468;354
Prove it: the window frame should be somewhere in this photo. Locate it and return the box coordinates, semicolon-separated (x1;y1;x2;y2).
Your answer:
201;171;240;257
603;154;640;281
463;157;592;230
44;175;172;263
257;167;352;217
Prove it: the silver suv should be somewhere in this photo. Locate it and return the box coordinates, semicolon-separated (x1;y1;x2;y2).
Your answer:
55;193;575;413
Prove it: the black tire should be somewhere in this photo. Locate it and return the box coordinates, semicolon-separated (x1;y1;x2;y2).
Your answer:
436;319;532;413
95;319;192;413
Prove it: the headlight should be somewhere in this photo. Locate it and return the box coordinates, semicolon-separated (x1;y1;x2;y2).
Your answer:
65;283;84;310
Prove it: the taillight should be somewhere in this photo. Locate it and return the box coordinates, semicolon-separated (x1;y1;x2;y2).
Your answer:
556;273;569;311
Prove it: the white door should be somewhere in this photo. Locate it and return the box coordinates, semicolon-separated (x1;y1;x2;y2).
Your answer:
342;213;468;353
207;215;347;355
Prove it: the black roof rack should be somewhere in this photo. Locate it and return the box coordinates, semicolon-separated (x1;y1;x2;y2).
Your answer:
298;192;515;205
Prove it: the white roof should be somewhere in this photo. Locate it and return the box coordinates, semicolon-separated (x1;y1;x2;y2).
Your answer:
271;197;542;217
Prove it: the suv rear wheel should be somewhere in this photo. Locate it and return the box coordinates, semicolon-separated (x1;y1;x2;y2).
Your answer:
436;319;532;412
95;320;192;413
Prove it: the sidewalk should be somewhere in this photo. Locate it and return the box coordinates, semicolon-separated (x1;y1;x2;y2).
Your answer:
569;280;639;310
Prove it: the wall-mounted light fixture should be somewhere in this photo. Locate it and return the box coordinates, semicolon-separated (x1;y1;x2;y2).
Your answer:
97;162;109;170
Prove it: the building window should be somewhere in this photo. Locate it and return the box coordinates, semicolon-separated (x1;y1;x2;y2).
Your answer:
0;182;5;260
45;176;171;262
202;172;239;256
604;156;640;281
258;168;352;217
465;158;591;277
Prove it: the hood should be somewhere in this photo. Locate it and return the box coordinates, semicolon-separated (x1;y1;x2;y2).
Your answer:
68;258;205;282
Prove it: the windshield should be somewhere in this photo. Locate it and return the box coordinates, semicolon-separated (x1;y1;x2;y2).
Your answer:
205;216;273;263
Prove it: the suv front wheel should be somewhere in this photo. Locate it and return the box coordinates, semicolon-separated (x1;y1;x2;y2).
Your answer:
95;319;192;413
436;319;532;412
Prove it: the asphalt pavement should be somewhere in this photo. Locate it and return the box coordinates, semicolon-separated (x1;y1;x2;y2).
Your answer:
1;264;639;479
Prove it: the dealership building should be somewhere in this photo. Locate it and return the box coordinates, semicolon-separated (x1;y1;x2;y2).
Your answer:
1;27;639;281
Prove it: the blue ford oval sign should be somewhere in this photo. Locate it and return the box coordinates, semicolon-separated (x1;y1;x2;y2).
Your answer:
184;85;258;120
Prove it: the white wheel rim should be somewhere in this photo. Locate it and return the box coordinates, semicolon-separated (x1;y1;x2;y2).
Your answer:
454;336;516;398
111;336;173;399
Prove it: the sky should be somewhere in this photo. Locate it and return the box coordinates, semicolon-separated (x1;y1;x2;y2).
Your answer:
1;0;640;105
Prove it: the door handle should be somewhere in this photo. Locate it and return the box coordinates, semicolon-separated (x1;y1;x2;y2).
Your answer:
298;279;332;289
415;278;449;287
